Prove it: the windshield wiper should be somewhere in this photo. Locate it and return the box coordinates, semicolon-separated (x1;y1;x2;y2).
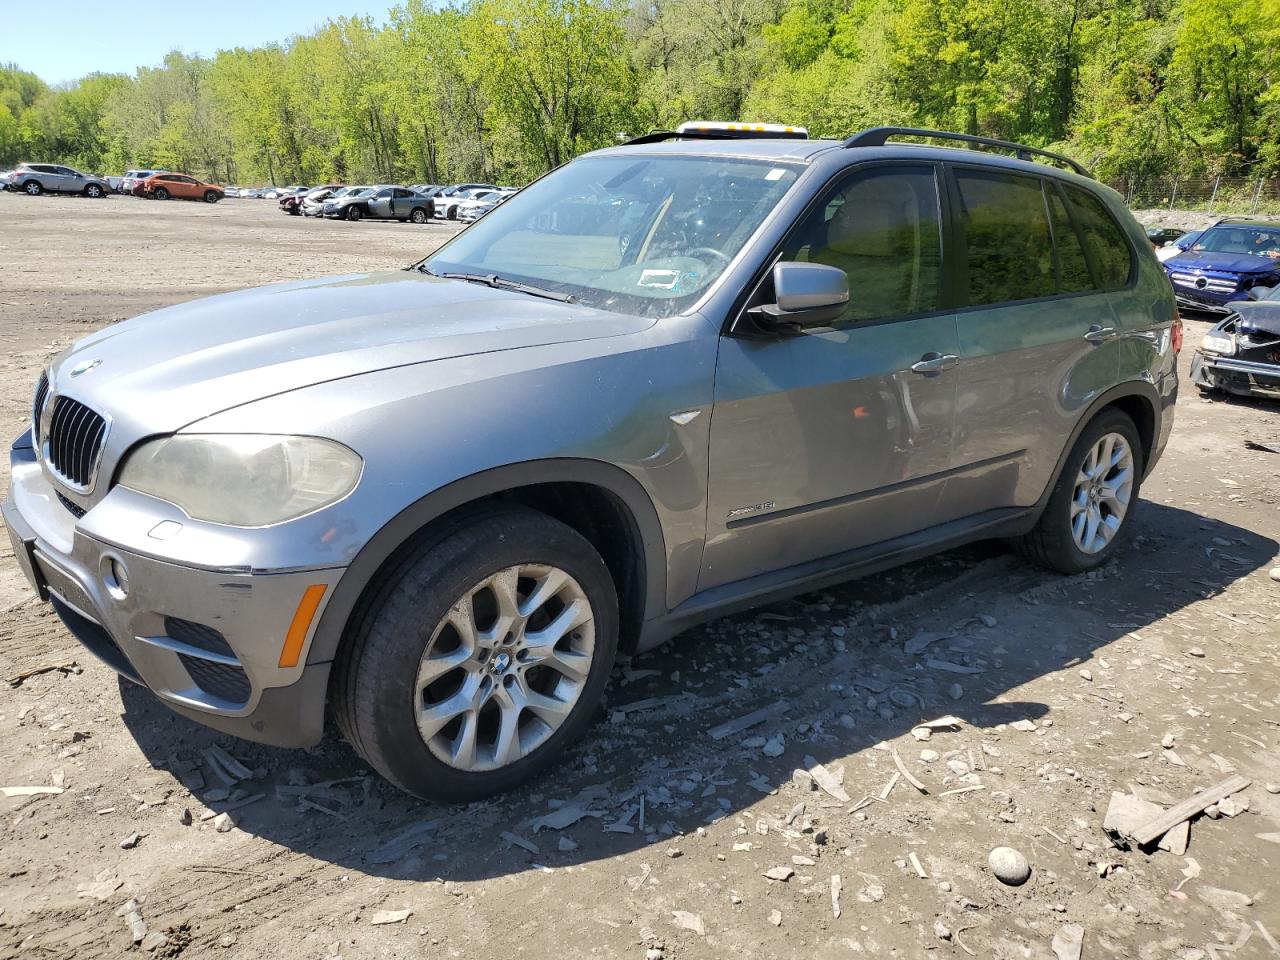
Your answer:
425;268;576;304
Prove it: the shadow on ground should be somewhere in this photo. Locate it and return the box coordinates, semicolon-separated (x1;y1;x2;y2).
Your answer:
118;501;1274;882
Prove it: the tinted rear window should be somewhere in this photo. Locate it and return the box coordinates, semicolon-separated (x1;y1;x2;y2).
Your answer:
955;169;1055;306
1064;186;1132;290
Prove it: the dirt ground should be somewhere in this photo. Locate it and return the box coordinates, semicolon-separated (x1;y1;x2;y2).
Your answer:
0;194;1278;960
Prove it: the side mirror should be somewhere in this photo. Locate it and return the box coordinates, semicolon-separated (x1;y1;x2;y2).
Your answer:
1246;285;1274;301
749;262;849;331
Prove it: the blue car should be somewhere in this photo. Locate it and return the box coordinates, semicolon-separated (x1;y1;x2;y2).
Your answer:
1164;218;1280;314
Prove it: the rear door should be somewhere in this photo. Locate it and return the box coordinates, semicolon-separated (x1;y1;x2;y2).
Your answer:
391;187;413;218
941;167;1122;521
701;163;960;589
34;165;63;190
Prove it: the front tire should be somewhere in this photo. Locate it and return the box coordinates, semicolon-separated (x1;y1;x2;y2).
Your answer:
204;191;220;203
1019;409;1142;574
84;183;104;198
345;205;363;221
335;507;619;802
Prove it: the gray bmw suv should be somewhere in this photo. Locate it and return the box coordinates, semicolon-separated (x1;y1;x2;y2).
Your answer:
4;125;1179;801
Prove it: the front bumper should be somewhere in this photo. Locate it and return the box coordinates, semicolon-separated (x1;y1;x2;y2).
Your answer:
4;436;343;747
1171;288;1238;314
1190;350;1280;398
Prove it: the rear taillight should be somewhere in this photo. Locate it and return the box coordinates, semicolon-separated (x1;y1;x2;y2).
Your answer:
1171;309;1183;354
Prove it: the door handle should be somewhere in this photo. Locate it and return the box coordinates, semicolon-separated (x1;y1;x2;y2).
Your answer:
1083;325;1117;343
910;353;959;375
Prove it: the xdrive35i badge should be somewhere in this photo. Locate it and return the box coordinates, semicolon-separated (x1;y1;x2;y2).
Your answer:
727;500;775;520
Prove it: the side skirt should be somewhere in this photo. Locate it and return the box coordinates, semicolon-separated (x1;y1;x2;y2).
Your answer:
635;505;1037;653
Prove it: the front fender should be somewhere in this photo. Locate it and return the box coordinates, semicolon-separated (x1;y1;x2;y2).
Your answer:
303;458;669;666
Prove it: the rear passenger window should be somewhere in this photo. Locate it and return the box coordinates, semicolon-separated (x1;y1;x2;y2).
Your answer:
1064;187;1132;290
954;170;1055;306
1047;188;1093;293
783;166;942;324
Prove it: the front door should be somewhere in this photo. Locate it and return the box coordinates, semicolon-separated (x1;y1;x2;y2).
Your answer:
368;188;395;219
701;164;960;591
48;166;74;191
391;187;413;218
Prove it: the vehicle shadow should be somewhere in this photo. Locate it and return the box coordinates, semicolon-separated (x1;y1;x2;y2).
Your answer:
118;501;1274;882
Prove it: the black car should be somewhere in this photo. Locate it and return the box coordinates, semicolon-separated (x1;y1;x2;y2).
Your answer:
1191;283;1280;398
1146;226;1186;247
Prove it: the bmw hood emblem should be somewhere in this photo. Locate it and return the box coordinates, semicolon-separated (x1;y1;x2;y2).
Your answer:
69;358;102;377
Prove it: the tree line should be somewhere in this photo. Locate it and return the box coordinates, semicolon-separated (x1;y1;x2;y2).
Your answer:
1;0;1277;189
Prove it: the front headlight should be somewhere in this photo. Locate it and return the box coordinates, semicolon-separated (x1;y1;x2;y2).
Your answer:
1201;333;1236;356
119;434;362;527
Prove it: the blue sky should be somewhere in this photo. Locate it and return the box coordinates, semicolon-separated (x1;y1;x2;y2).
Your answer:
0;0;392;85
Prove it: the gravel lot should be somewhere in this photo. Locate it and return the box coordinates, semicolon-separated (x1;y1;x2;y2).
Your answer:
1;193;1279;960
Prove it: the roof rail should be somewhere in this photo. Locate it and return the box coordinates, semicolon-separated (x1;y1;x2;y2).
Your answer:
843;127;1092;179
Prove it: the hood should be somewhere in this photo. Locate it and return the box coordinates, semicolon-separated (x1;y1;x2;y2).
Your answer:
1233;299;1280;336
1167;250;1279;274
47;271;652;438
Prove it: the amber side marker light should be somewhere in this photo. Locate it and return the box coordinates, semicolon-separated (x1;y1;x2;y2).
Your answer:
279;584;328;668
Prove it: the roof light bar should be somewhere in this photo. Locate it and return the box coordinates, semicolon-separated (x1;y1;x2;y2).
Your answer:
626;122;809;145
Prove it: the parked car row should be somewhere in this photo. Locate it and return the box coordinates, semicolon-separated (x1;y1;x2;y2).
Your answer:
2;163;225;203
3;165;517;222
277;181;520;223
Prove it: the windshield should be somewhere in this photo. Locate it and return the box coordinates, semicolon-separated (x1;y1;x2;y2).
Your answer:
423;154;801;318
1192;225;1280;260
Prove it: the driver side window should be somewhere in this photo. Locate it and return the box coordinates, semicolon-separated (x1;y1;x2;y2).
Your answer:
782;166;942;324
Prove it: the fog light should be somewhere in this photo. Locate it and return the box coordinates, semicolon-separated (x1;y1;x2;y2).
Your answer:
103;556;130;600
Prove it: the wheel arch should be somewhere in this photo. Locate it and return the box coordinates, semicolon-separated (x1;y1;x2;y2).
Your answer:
308;459;667;669
1033;381;1162;516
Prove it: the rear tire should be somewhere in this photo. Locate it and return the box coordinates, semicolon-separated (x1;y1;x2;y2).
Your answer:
1019;408;1143;575
23;181;42;196
410;207;428;224
154;187;170;200
334;507;619;802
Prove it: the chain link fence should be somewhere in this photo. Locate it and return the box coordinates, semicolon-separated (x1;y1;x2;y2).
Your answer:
1113;176;1280;216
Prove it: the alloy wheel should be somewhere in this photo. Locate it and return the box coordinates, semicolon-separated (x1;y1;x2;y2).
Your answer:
1070;432;1134;554
415;563;595;772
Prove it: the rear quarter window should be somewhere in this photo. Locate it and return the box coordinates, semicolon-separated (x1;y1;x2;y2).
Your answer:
1064;186;1133;290
1047;188;1093;294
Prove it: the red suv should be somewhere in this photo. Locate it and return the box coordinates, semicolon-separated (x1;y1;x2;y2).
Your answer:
137;173;224;203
